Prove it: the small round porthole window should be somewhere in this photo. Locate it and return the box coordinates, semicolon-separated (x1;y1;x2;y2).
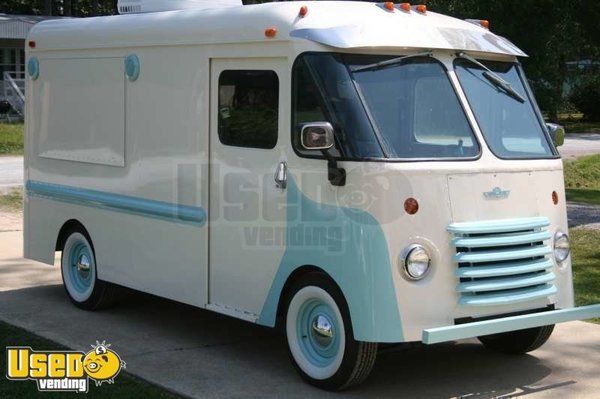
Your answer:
124;54;140;82
27;57;40;80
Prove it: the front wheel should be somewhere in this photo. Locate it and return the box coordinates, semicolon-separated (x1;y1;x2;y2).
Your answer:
478;325;555;354
61;230;119;310
284;273;377;391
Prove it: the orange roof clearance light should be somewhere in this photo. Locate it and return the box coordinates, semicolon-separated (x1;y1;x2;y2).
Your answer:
480;20;490;29
399;3;411;12
265;27;277;38
416;4;427;14
384;2;395;12
299;5;308;17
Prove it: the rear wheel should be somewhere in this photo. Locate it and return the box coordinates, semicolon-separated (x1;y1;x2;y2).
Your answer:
284;273;377;390
478;325;555;354
61;230;119;310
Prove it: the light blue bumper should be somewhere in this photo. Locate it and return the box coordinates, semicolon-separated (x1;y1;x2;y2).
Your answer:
423;304;600;344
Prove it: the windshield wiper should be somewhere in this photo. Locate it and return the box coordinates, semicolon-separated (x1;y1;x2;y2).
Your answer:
351;51;433;73
457;52;526;103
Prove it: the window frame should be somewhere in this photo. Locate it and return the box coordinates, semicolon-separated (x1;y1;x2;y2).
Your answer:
217;69;280;150
452;58;560;161
291;52;482;163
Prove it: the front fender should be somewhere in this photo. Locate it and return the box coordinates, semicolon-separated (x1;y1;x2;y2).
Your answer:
257;176;404;342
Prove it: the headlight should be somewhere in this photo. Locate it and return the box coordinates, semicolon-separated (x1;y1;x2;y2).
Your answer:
400;244;431;281
554;231;570;263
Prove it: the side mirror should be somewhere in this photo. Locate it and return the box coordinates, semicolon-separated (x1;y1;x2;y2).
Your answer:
301;122;334;150
300;122;345;186
546;123;565;147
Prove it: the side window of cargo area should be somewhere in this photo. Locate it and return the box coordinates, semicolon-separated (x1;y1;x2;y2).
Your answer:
218;70;279;149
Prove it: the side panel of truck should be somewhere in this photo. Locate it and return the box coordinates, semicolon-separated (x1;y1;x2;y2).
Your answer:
25;45;211;307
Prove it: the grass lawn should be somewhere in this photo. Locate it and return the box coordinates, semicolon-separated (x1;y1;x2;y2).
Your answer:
570;229;600;324
566;188;600;205
0;188;22;212
0;321;180;398
0;123;24;155
563;154;600;205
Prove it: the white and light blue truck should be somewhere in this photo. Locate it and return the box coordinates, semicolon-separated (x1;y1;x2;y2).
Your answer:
24;0;600;390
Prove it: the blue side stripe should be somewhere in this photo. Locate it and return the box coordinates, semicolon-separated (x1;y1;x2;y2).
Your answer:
26;180;206;226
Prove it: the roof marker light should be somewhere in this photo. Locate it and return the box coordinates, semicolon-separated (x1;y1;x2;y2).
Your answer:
384;2;395;12
416;4;427;14
399;3;411;12
299;5;308;17
28;41;36;48
265;27;277;38
465;19;490;30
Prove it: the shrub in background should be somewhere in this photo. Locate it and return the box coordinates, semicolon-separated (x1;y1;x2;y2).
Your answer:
570;74;600;121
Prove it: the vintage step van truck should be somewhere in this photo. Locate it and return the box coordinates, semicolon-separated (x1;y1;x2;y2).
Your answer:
24;0;600;390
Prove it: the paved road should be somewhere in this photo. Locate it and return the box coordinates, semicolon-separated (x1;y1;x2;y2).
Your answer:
0;156;22;190
568;202;600;230
560;133;600;160
0;230;599;398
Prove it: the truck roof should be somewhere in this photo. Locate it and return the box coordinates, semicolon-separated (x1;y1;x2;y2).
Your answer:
28;1;525;57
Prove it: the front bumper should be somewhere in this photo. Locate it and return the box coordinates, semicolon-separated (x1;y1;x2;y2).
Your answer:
422;304;600;344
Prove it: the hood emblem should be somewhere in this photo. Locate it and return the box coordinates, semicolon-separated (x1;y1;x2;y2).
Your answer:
483;187;510;200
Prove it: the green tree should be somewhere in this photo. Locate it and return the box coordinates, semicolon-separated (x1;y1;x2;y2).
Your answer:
570;74;600;120
0;0;117;16
251;0;600;120
427;0;599;121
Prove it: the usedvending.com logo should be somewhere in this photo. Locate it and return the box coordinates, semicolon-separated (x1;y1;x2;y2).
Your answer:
6;341;125;393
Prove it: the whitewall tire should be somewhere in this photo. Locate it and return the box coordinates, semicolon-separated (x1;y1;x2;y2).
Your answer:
284;273;377;390
60;228;119;310
286;286;346;380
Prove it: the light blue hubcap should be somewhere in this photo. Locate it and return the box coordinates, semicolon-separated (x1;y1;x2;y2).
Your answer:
68;242;94;294
297;299;340;367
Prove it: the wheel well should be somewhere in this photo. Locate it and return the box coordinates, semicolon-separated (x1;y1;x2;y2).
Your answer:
275;265;339;327
55;219;90;251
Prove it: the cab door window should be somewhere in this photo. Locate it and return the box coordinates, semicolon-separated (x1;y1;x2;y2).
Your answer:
218;70;279;149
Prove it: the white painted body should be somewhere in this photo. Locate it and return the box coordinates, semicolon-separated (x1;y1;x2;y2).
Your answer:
24;1;573;343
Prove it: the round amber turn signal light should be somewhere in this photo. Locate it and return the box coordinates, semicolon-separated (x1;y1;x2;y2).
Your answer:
265;27;277;38
404;198;419;215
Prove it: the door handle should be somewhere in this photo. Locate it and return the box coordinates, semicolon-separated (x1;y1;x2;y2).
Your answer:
274;161;287;189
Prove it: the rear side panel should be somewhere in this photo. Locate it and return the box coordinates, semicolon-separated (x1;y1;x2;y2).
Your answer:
24;45;211;307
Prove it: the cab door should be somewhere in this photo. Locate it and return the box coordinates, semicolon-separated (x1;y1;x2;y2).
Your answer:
208;58;289;320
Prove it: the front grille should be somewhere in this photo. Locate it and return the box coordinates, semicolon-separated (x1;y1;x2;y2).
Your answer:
448;217;556;307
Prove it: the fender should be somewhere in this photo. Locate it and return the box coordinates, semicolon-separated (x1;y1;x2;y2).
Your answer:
257;175;404;342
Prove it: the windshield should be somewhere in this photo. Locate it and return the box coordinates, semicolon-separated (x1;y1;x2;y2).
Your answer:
292;53;479;160
454;59;555;159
